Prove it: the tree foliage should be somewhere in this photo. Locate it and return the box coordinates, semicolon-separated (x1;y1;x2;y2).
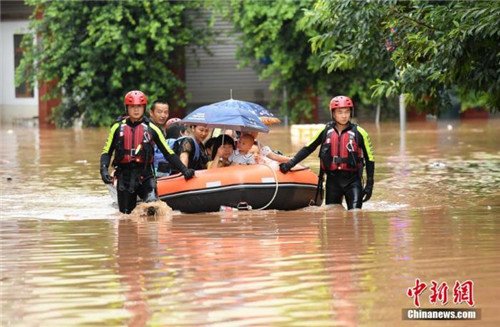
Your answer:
211;0;406;122
305;0;500;113
211;0;339;122
16;0;213;127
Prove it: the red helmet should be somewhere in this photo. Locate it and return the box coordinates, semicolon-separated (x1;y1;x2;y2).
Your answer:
330;96;353;111
124;90;147;107
166;117;182;127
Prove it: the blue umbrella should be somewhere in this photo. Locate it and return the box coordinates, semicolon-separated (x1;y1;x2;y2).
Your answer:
210;99;280;125
182;101;269;133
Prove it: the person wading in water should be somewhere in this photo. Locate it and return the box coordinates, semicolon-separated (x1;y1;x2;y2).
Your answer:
100;90;194;214
279;95;375;210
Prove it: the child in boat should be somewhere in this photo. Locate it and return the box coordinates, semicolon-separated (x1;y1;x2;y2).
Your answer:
230;133;256;165
207;135;235;169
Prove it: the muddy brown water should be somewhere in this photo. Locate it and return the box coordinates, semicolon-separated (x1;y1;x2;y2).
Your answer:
1;120;499;326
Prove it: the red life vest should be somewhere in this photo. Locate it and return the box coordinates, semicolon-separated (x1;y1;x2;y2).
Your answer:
320;125;363;171
116;120;154;164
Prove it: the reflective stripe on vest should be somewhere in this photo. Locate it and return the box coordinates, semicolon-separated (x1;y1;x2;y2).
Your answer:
322;126;363;171
118;121;153;164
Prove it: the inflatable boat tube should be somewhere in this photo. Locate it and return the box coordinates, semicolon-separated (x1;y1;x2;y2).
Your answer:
157;163;318;213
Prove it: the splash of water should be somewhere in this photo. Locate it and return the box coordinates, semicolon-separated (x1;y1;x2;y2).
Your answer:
131;201;172;218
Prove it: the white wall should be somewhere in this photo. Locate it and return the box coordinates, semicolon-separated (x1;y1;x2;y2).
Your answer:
0;20;38;125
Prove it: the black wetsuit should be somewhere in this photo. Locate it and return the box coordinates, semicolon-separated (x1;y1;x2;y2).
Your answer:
287;121;375;210
100;117;189;214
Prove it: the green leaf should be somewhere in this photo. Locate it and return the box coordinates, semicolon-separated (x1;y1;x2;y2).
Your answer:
18;0;214;127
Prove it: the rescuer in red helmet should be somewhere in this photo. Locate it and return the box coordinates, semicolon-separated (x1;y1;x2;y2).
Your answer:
279;95;375;210
100;90;195;214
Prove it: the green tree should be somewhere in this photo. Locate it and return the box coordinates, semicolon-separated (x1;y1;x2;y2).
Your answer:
305;0;500;113
211;0;398;122
16;0;213;127
211;0;336;122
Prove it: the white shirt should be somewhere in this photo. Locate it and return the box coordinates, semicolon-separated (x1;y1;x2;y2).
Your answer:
260;146;272;157
230;149;255;165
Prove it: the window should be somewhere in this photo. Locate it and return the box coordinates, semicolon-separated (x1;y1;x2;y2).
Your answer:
14;34;34;98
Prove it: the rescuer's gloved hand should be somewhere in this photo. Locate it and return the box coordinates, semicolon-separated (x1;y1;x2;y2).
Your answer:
100;165;113;184
362;179;374;202
279;147;310;174
279;161;295;174
182;168;195;180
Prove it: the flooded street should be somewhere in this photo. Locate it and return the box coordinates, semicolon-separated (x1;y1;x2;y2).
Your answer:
1;120;499;326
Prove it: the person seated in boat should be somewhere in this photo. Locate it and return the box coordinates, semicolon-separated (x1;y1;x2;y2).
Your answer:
249;143;265;164
99;90;194;214
207;135;235;169
245;131;290;163
152;121;188;176
166;121;188;139
204;136;219;160
177;125;210;170
249;142;290;165
229;133;256;165
165;117;181;130
249;143;273;165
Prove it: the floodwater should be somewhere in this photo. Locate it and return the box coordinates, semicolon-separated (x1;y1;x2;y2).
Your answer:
1;120;499;326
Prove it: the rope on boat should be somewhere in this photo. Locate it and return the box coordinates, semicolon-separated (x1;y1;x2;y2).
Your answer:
254;163;280;210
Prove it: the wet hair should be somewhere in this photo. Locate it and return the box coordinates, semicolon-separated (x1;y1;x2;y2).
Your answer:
166;122;187;139
150;99;169;112
211;135;235;160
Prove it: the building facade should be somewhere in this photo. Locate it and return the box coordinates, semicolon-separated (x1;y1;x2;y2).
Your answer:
0;1;38;125
0;2;272;125
185;18;271;112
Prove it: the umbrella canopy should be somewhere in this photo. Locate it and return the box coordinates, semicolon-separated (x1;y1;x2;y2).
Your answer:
182;102;269;133
210;99;281;125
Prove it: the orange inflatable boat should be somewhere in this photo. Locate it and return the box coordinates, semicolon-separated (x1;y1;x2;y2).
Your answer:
157;163;319;213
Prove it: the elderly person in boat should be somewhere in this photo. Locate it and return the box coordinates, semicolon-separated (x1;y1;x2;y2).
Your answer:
249;143;271;165
207;135;235;169
249;142;290;165
245;131;290;164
